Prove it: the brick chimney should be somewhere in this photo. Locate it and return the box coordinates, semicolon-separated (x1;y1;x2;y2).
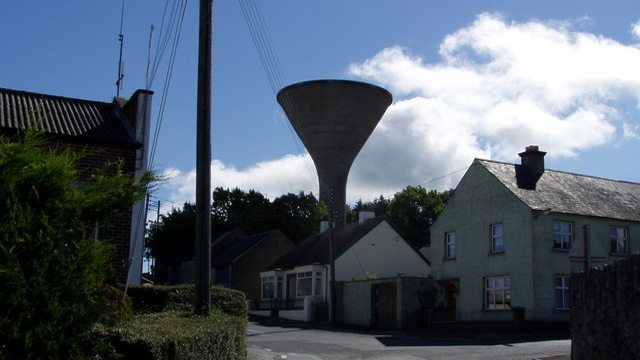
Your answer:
518;145;546;173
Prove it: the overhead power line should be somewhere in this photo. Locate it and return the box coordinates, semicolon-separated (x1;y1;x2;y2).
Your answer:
237;0;319;191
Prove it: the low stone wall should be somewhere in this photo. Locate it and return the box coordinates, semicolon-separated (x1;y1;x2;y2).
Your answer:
571;255;640;360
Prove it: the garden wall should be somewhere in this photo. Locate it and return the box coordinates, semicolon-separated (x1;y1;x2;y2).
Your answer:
571;255;640;360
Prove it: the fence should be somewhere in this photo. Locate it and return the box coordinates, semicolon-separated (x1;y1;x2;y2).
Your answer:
248;298;304;311
248;297;327;322
571;255;640;360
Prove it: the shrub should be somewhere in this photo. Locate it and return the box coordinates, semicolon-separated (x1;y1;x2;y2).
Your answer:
127;285;248;317
89;310;247;360
0;131;153;360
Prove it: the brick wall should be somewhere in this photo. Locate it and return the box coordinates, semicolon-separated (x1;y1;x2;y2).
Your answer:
571;255;640;359
58;139;139;284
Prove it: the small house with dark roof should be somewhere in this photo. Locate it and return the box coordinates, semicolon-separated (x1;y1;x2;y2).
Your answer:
431;146;640;323
0;87;153;285
258;213;431;314
159;228;294;302
158;228;247;285
212;229;294;301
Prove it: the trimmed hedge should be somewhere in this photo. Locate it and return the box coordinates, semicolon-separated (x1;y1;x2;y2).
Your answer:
126;285;247;317
87;285;248;359
90;310;247;360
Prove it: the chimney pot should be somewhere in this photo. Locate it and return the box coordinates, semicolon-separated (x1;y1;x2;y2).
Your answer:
518;145;546;173
358;211;375;223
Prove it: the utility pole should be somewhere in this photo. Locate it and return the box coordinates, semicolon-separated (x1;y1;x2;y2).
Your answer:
195;0;213;316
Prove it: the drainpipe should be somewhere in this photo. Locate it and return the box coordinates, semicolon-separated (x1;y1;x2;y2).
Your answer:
582;225;591;271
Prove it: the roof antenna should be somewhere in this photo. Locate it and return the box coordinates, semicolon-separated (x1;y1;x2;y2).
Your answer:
145;24;154;91
116;0;126;97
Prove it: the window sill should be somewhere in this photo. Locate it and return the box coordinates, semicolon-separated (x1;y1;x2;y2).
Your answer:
552;248;570;253
482;307;511;312
610;253;628;257
443;257;457;261
489;251;505;256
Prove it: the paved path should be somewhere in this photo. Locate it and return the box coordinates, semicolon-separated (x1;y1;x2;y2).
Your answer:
247;316;571;360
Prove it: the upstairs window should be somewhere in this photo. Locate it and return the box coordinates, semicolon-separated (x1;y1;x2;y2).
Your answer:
445;232;456;259
610;227;628;255
491;224;504;253
553;221;572;250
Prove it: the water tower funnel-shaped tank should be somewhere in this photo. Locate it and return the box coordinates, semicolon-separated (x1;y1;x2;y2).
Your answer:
277;80;392;226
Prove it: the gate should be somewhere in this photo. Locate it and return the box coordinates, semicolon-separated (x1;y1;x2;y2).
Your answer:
373;282;396;329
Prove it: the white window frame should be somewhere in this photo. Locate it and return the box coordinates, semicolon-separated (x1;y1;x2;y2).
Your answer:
485;276;511;310
491;224;504;253
554;276;570;310
445;232;456;259
261;276;275;300
296;271;322;297
553;221;572;250
610;226;628;255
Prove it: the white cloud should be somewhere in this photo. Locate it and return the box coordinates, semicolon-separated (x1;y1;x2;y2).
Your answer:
632;20;640;40
162;12;640;208
349;12;640;178
159;154;318;212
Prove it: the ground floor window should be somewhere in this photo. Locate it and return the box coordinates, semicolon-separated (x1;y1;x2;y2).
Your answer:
554;276;570;310
485;276;511;309
261;276;275;299
261;275;283;299
296;271;322;297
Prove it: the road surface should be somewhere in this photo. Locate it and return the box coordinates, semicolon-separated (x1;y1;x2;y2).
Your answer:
247;316;570;360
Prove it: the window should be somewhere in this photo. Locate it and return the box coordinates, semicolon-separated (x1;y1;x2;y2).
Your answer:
491;224;504;253
485;276;511;309
296;271;322;297
445;232;456;259
553;221;572;250
610;227;628;255
554;276;570;310
261;276;275;299
261;275;284;299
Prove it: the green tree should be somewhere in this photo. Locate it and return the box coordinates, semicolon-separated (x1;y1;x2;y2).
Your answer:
146;189;324;278
145;202;196;276
212;187;272;234
0;131;153;360
271;191;323;242
387;186;453;248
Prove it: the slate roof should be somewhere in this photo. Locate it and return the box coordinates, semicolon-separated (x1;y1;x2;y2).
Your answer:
0;87;138;145
478;159;640;222
268;216;390;271
212;230;281;267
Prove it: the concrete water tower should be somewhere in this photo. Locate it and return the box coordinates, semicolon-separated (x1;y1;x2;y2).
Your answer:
277;80;392;226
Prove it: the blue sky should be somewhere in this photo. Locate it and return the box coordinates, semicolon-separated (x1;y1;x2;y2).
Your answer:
2;1;640;214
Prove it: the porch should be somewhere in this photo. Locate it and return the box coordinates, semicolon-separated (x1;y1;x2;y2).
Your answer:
248;297;328;323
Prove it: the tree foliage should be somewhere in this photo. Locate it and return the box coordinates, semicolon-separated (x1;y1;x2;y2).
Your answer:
351;187;452;248
0;131;153;360
146;188;325;275
387;186;453;248
146;202;196;264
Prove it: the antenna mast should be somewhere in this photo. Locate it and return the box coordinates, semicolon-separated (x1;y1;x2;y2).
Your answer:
116;0;126;97
146;25;154;91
